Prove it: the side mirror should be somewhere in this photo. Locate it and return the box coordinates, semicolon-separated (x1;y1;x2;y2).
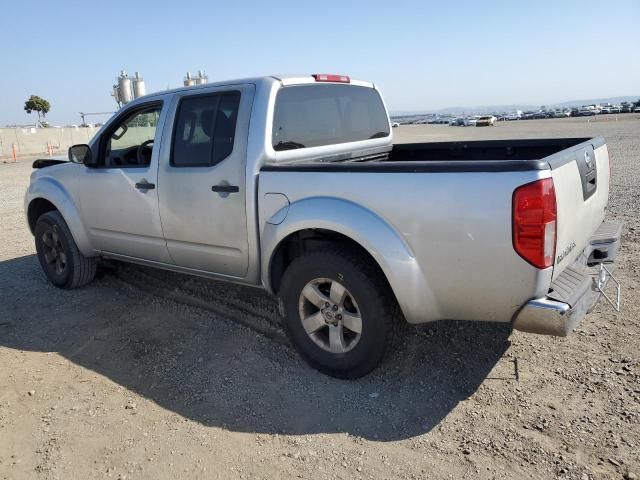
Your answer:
68;144;96;166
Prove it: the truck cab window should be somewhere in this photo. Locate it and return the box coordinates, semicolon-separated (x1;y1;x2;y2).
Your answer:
272;84;390;151
171;92;240;167
105;105;161;167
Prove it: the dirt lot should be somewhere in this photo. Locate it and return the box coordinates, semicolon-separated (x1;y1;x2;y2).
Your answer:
1;115;639;480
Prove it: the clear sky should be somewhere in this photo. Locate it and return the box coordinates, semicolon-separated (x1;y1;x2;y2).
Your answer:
1;0;638;125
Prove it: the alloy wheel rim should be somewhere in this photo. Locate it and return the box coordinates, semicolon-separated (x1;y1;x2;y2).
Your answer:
298;277;362;354
41;227;67;276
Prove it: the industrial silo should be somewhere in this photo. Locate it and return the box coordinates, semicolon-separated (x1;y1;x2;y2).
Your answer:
118;71;133;104
132;72;146;98
194;70;208;85
184;72;195;87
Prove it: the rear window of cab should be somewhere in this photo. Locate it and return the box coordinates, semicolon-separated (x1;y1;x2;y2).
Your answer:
272;84;390;151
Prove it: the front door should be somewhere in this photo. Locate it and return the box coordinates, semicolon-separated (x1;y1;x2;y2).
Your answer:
157;86;253;277
78;102;172;263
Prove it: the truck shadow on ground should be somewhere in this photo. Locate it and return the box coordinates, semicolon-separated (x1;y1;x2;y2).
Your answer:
0;255;512;442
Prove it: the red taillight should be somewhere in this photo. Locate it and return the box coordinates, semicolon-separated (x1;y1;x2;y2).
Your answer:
513;178;557;269
312;74;350;83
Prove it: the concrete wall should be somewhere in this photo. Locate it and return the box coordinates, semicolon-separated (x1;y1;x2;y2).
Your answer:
0;127;100;160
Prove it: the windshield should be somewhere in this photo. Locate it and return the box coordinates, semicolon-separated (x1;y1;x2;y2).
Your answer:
272;84;390;151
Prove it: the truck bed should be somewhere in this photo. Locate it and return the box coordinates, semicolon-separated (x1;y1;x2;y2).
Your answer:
388;138;595;162
264;138;602;173
260;135;611;324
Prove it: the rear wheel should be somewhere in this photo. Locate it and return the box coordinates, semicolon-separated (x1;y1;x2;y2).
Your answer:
35;211;96;289
279;247;400;379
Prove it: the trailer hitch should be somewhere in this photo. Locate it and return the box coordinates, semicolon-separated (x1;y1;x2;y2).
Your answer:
594;263;621;312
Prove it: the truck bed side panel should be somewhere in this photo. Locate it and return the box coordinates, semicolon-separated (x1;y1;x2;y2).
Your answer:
259;169;552;324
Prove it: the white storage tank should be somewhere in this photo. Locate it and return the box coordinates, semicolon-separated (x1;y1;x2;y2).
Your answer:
118;71;133;104
132;72;146;98
194;69;208;85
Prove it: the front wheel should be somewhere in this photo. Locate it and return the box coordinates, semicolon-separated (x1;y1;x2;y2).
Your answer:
279;247;400;379
34;211;96;289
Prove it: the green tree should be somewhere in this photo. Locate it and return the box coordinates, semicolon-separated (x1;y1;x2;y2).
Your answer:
634;99;640;108
24;95;51;126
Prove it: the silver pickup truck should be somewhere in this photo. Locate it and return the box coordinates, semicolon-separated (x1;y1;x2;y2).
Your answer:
25;74;622;378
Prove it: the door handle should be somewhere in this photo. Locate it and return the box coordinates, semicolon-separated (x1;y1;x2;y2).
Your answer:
135;181;155;190
211;184;239;193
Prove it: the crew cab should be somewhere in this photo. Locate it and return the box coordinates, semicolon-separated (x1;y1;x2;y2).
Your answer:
25;74;622;378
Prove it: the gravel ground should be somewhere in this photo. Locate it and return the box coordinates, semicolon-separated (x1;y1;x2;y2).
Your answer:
1;115;639;480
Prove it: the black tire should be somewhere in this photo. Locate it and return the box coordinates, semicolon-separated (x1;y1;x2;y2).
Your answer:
34;211;96;289
279;247;401;379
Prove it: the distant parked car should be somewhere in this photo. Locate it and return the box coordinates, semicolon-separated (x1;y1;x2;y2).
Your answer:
391;121;400;128
476;115;496;127
634;106;640;113
427;118;450;125
451;117;484;126
538;112;552;119
449;118;469;126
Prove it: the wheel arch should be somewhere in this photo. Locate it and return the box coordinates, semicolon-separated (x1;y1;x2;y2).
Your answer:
268;228;392;296
261;197;438;324
27;197;57;233
26;178;94;257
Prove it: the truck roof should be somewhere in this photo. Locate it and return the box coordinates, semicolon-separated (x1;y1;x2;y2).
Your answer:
130;75;375;103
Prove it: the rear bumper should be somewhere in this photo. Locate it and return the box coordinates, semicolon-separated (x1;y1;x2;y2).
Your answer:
513;220;623;336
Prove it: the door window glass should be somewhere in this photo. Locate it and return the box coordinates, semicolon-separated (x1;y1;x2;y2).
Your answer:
105;105;161;167
171;92;241;167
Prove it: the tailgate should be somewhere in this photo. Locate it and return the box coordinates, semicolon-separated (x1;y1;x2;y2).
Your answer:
550;138;610;280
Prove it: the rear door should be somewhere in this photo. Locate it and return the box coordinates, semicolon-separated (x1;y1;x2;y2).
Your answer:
157;84;254;277
550;139;610;278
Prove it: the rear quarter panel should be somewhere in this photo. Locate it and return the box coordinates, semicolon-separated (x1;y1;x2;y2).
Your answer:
259;169;553;324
